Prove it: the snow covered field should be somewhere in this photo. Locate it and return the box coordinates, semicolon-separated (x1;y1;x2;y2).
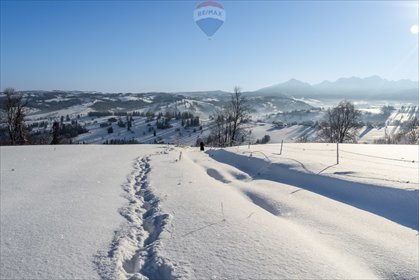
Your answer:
1;144;418;279
0;145;160;279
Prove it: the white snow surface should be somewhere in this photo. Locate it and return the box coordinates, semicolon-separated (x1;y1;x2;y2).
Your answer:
0;145;161;279
1;144;418;279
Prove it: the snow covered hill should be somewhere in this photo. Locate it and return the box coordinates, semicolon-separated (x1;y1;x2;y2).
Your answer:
2;89;416;146
252;105;419;144
1;144;418;279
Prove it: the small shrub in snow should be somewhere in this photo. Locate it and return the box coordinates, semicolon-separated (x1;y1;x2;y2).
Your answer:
255;135;270;144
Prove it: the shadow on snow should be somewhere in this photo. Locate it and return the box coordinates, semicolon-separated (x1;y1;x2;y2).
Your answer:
207;149;418;231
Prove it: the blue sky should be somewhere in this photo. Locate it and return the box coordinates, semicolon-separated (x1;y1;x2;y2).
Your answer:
1;0;418;92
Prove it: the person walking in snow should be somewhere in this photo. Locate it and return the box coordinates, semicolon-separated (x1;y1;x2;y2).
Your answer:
200;141;205;151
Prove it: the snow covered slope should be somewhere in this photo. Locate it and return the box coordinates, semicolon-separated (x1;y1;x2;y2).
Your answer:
149;144;418;279
1;144;418;279
0;145;161;279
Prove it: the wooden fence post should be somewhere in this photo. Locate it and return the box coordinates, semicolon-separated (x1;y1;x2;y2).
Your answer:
337;142;339;164
280;140;284;155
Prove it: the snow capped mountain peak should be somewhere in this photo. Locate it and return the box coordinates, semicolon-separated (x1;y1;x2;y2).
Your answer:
283;78;309;86
255;79;312;96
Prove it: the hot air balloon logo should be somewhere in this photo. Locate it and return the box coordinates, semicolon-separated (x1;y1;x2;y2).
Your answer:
194;1;226;38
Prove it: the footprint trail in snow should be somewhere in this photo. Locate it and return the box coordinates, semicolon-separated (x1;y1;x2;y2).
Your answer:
95;156;177;280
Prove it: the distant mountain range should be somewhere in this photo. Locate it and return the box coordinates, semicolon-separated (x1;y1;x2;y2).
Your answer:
6;76;417;103
254;76;419;100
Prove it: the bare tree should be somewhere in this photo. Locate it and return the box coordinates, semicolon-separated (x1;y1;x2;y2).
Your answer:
228;86;250;146
207;108;228;147
317;100;361;143
207;87;251;147
403;117;419;144
3;88;28;145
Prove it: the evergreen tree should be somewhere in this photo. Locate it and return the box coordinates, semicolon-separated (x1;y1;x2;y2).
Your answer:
51;121;60;144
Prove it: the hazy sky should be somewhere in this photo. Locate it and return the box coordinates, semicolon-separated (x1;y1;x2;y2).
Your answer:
1;0;418;92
